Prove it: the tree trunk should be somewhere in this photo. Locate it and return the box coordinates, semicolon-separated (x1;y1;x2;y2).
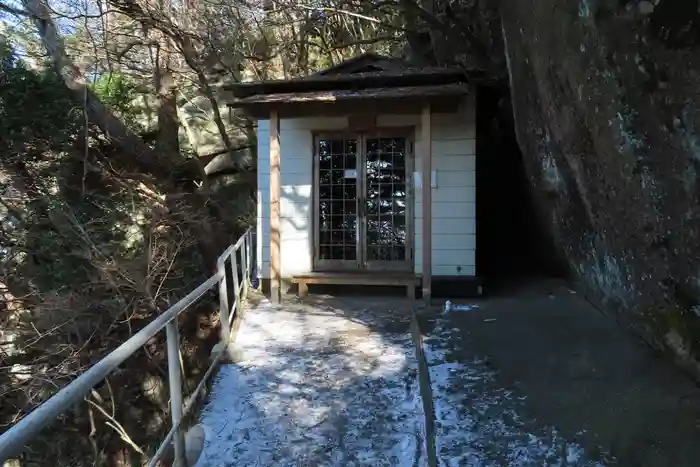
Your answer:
21;0;172;182
154;28;180;157
178;37;234;153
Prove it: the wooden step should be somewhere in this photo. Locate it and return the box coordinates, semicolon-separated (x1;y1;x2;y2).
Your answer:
292;272;420;299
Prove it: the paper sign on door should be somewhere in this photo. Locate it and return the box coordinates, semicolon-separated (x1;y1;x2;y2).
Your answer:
344;169;357;178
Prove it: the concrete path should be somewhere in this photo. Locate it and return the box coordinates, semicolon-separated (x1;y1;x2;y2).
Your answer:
421;280;700;467
422;299;611;466
195;284;700;466
196;297;426;467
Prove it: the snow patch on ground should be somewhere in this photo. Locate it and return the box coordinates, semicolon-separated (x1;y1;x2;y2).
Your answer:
426;306;613;467
196;299;426;467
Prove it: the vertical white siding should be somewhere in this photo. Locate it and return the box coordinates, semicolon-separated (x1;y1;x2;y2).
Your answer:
414;99;477;276
256;98;476;279
257;116;348;278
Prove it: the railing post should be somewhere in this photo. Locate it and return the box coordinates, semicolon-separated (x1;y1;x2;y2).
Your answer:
217;256;230;344
240;236;248;299
166;320;186;467
246;229;253;289
230;250;241;315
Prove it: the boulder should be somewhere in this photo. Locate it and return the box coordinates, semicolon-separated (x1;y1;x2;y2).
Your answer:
499;0;700;376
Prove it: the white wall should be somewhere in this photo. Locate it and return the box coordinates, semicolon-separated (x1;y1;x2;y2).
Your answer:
257;116;348;278
256;98;476;279
410;101;477;276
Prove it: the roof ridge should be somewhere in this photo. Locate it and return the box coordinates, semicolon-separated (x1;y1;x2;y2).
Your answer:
313;52;409;77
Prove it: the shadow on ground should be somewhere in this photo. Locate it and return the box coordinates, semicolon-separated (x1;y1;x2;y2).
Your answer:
196;293;427;467
198;283;700;467
419;278;700;467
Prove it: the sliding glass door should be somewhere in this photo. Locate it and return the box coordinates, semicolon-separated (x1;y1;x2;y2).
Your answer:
314;131;413;272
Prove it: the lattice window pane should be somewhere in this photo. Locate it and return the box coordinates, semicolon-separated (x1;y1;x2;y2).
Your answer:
317;137;358;261
364;137;407;262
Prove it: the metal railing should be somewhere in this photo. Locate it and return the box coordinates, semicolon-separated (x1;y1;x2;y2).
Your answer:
0;227;254;466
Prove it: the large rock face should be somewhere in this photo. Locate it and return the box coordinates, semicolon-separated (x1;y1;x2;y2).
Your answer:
499;0;700;376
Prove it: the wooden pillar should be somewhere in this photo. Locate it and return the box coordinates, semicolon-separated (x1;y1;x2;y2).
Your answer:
270;110;281;303
421;104;432;303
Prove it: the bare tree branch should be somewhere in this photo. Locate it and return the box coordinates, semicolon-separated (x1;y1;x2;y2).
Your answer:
21;0;174;181
0;1;30;17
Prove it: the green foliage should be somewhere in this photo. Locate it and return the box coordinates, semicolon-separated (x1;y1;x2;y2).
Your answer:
90;72;142;130
1;45;144;287
0;45;81;160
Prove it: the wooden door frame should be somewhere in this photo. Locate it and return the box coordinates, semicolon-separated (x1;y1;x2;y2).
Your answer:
311;127;416;273
311;131;362;271
360;128;415;272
